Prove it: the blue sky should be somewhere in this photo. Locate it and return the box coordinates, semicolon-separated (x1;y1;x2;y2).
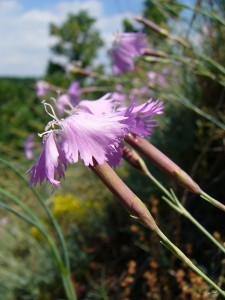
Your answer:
0;0;144;77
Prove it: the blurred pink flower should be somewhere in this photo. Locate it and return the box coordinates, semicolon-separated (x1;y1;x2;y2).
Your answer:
24;134;35;160
57;81;81;114
112;32;147;74
35;80;50;98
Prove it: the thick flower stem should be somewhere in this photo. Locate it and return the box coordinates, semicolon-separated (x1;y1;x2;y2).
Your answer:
90;162;157;230
90;162;225;298
125;134;225;213
135;16;189;47
125;134;201;194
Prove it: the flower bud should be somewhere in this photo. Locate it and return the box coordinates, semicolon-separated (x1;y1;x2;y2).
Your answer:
90;162;158;230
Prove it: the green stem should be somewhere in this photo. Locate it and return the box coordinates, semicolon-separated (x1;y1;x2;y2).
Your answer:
0;200;77;300
91;161;225;298
160;94;225;131
0;188;41;223
0;157;43;201
62;273;77;300
156;227;225;297
47;237;77;300
145;169;172;200
201;192;225;213
145;169;225;254
182;205;225;255
0;158;70;272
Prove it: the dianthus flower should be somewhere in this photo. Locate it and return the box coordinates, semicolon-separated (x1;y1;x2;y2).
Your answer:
35;80;50;98
24;134;35;160
28;92;163;188
112;32;147;74
28;98;131;188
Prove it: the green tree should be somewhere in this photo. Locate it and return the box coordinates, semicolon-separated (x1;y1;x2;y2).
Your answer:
47;10;104;76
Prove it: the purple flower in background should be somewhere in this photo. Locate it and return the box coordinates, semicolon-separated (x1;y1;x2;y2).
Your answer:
56;81;80;114
56;94;72;115
35;80;50;98
148;70;168;88
67;81;81;105
24;134;35;160
112;32;147;75
148;71;157;82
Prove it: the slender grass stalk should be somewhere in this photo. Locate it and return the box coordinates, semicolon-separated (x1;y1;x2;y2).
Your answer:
0;187;41;222
136;13;225;79
156;227;225;297
162;94;225;131
152;0;225;27
201;192;225;212
146;169;225;254
0;200;77;300
0;157;70;272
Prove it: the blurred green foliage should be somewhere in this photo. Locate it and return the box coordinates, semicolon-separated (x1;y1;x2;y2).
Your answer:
47;10;104;81
0;78;44;160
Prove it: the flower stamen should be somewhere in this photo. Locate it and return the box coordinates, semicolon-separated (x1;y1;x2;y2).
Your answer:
41;100;59;122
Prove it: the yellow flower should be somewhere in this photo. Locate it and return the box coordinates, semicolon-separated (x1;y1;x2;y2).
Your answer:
51;193;105;225
30;226;44;241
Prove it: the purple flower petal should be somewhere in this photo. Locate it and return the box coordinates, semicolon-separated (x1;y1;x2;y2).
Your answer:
56;81;81;114
35;80;50;98
112;32;147;74
24;134;35;160
28;132;67;188
56;94;72;115
61;110;129;166
78;93;120;115
67;81;80;106
121;98;164;137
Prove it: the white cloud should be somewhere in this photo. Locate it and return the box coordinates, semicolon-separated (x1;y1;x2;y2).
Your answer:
55;0;103;19
0;0;137;77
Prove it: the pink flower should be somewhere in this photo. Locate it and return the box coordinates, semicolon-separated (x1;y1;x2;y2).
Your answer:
28;92;163;188
78;93;119;115
61;111;129;166
28;132;67;188
28;97;131;187
112;32;147;75
24;134;35;160
120;98;164;137
35;80;50;98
